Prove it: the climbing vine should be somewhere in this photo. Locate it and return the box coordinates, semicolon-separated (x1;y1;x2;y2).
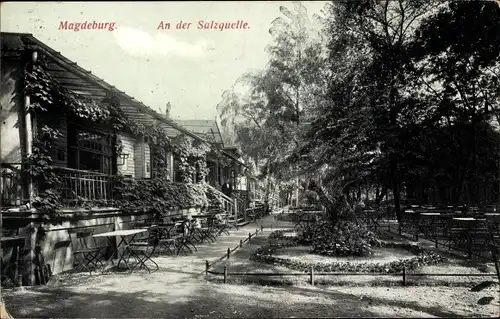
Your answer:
28;125;63;219
172;134;211;183
20;53;220;218
110;174;211;217
24;60;110;122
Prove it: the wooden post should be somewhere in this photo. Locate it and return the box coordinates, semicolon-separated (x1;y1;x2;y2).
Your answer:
468;235;473;259
240;239;243;248
402;266;406;286
234;198;238;221
248;232;251;241
310;266;315;286
13;247;20;287
261;225;263;232
223;265;228;284
205;260;209;276
227;248;231;259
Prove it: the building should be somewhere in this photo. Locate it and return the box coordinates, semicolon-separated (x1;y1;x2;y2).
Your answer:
0;32;256;285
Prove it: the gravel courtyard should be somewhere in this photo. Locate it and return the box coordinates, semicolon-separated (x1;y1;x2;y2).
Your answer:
2;216;499;318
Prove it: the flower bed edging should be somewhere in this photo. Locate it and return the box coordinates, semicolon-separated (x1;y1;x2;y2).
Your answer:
252;231;445;274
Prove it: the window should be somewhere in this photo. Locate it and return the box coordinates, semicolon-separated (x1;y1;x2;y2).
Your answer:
69;126;113;174
173;156;182;182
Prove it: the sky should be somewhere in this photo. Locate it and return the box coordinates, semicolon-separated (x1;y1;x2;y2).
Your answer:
1;1;329;121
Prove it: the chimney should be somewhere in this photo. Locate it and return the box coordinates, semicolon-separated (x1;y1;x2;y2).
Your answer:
165;102;171;118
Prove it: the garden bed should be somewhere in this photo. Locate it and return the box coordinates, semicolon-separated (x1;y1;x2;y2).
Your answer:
209;229;496;288
252;230;445;274
273;245;416;265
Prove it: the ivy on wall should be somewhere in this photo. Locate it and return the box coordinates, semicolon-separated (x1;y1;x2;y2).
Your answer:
110;175;210;215
172;134;211;183
28;125;63;218
20;52;222;218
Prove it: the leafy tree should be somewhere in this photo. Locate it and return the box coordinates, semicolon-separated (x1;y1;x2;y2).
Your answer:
217;1;330;205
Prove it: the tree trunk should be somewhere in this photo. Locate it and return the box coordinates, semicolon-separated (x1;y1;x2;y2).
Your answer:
390;157;402;222
309;183;338;222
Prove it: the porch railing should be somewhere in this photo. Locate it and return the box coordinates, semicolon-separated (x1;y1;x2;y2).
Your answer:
1;163;25;207
54;167;113;205
205;183;236;219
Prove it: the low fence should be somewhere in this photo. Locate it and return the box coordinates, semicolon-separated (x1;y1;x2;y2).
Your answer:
204;224;500;286
208;266;498;286
205;225;265;272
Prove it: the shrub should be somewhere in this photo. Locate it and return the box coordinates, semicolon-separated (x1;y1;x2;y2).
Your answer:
305;220;380;257
298;190;321;208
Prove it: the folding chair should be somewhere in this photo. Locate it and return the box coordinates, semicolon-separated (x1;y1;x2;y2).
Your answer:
157;223;183;255
215;215;230;236
128;226;159;273
175;220;198;255
68;228;106;274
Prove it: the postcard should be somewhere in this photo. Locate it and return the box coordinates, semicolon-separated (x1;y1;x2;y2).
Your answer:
1;1;499;318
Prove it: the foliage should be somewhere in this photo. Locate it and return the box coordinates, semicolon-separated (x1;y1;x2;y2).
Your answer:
110;174;210;215
204;184;224;209
287;0;500;220
21;54;214;219
251;235;444;273
217;1;329;181
298;189;320;208
216;0;500;225
24;62;110;122
306;220;379;257
171;134;211;183
28;126;63;218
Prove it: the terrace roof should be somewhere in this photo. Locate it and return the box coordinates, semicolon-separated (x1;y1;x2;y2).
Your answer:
1;32;207;143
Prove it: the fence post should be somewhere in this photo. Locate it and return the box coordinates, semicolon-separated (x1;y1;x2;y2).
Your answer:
248;232;252;241
223;265;228;284
467;234;473;259
240;239;243;248
402;266;406;286
227;248;231;259
256;229;258;236
261;224;264;232
310;266;315;286
205;260;209;276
